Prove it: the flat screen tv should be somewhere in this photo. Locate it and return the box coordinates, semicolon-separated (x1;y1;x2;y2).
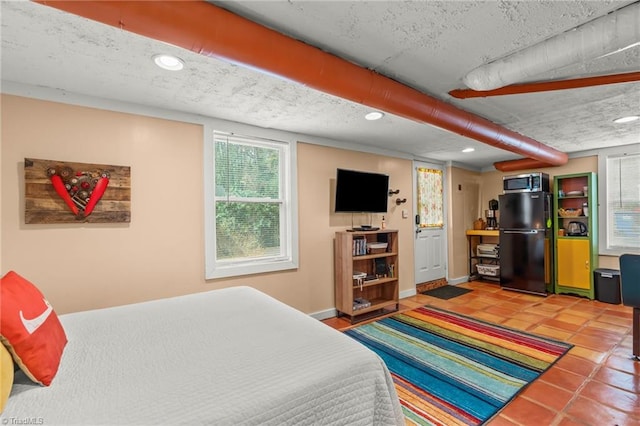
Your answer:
335;168;389;213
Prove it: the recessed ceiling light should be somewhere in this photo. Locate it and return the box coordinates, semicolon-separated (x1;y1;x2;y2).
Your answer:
613;115;639;124
365;111;384;121
462;147;475;153
153;54;185;71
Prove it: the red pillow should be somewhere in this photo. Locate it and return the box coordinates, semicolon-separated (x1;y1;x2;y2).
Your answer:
0;271;67;386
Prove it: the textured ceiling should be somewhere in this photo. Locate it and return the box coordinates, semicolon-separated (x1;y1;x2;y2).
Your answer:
1;0;639;169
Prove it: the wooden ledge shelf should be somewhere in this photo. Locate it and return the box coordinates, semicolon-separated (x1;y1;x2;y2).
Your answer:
466;229;499;237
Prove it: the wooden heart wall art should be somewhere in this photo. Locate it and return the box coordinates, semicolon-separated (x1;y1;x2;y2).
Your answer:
47;165;110;217
24;158;131;224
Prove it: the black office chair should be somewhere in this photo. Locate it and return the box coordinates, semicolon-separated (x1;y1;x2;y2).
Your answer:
620;253;640;360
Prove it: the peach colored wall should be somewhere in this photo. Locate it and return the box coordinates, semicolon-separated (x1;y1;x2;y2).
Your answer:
447;166;484;280
297;143;415;309
1;95;415;315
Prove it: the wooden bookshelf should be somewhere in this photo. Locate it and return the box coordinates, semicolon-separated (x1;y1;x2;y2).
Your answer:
334;230;399;324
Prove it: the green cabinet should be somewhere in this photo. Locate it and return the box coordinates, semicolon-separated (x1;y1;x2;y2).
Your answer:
553;172;598;299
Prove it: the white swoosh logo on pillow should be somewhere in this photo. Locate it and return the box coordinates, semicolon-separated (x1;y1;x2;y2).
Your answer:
19;299;53;335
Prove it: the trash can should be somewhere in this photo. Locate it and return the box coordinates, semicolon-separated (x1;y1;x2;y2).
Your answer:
594;268;621;304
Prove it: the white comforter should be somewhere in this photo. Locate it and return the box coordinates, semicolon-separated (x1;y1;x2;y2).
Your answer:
4;286;404;425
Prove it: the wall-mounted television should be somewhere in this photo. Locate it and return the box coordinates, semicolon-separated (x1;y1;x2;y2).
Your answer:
335;168;389;213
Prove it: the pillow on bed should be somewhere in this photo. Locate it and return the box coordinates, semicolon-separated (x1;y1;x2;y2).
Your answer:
0;343;13;413
0;271;67;386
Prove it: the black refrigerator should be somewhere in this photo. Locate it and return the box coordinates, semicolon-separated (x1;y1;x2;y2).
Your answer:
499;192;553;296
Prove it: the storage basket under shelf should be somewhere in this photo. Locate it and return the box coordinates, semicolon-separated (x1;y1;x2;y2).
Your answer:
476;264;500;276
558;208;582;218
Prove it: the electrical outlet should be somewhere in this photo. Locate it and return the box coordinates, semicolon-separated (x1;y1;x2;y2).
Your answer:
402;209;408;218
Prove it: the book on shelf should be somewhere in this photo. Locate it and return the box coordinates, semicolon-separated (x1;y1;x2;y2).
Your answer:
353;297;371;310
352;236;367;256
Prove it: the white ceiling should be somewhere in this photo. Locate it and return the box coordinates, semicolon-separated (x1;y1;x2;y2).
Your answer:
1;0;639;170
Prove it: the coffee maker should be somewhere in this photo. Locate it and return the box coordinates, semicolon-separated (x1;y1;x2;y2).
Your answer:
485;199;498;230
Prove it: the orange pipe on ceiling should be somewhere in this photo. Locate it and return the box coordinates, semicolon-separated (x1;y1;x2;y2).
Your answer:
494;158;554;172
449;71;640;99
35;0;569;168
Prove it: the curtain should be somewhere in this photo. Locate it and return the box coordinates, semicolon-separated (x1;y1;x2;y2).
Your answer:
417;167;443;228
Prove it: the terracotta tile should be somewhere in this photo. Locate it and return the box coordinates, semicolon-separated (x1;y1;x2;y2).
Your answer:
440;304;478;316
554;313;590;326
485;305;519;317
539;367;587;392
605;354;640;375
567;345;608;364
555;415;591;426
519;380;575;412
578;380;640;416
587;320;631;334
553;354;598;378
511;312;548;324
569;334;620;352
601;308;634;318
514;293;546;303
534;302;566;312
596;313;633;327
530;324;574;341
522;307;557;318
593;366;640;394
465;298;499;310
471;311;506;324
572;300;607;312
565;395;632;425
544;296;581;307
482;290;515;300
580;324;627;339
498;397;557;425
502;318;536;331
484;414;520;426
476;294;509;305
498;300;533;311
321;317;349;330
540;318;583;333
562;308;602;319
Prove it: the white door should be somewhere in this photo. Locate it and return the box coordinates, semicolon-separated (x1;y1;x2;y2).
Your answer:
413;161;447;285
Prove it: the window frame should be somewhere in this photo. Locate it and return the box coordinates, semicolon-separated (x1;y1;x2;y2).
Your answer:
597;144;640;256
204;128;298;279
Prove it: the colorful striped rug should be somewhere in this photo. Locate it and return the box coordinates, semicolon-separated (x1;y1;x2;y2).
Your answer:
344;306;573;425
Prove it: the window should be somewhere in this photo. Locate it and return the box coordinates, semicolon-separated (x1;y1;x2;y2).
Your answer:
205;131;298;278
416;167;444;228
598;148;640;255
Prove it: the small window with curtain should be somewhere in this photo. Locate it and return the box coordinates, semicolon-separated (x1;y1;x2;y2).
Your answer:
416;167;444;228
599;150;640;255
205;131;297;279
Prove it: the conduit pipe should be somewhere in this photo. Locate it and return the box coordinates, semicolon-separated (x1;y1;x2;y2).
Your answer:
451;71;640;99
36;0;569;167
493;158;554;172
464;2;640;91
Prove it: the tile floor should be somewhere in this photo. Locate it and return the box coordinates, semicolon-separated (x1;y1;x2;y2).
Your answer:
322;281;639;426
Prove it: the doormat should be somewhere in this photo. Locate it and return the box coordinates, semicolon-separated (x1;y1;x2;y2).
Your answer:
344;306;573;425
422;285;472;299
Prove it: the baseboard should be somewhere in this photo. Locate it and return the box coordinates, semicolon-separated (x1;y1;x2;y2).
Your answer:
400;288;417;299
311;281;469;321
448;276;470;285
310;308;337;321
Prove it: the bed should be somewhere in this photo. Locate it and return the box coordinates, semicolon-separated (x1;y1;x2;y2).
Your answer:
2;285;404;425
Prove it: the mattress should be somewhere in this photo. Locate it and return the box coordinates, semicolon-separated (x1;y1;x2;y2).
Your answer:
3;286;404;425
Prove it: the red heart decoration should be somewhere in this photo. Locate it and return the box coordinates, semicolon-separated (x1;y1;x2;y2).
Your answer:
47;166;110;217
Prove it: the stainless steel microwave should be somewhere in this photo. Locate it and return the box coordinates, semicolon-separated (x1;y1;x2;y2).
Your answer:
503;172;549;193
